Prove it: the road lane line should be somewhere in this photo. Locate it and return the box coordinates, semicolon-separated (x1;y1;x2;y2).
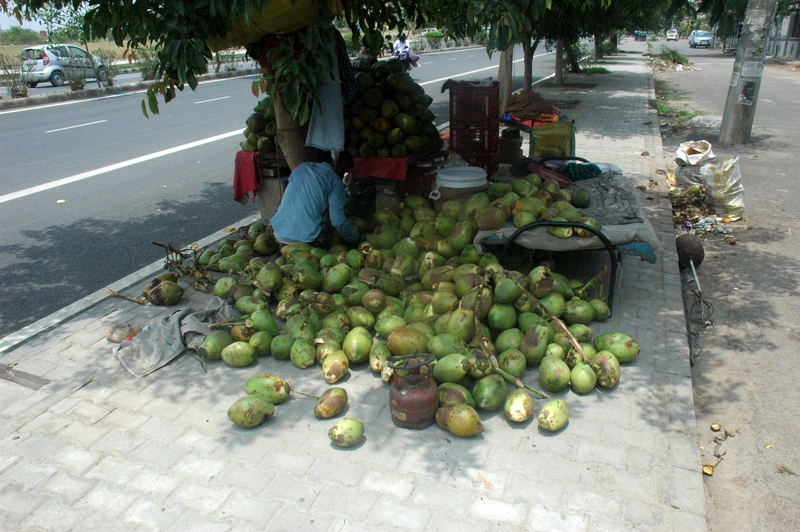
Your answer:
0;129;243;205
195;96;231;104
46;120;107;133
417;56;527;87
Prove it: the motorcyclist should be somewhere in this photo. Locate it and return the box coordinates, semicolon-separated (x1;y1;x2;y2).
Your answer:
392;33;409;56
392;33;418;71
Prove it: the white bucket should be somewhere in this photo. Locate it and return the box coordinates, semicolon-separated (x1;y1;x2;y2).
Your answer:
429;166;488;200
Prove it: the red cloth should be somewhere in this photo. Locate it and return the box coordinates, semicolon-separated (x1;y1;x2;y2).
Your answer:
233;150;259;205
508;112;560;128
350;156;409;180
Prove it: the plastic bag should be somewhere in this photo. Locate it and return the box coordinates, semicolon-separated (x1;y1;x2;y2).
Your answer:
674;140;718;189
675;140;716;166
701;155;744;221
674;163;710;188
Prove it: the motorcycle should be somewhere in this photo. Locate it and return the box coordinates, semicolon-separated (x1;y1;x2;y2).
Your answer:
395;46;419;73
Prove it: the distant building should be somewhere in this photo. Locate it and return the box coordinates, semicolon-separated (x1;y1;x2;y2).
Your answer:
767;13;800;59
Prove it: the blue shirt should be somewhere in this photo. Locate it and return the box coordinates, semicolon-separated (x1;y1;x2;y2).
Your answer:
270;162;359;244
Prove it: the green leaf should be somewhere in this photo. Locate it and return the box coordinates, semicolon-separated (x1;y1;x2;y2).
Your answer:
147;91;160;115
141;99;149;118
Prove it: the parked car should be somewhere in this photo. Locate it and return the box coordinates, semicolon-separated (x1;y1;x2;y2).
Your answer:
666;29;679;41
21;44;108;88
634;31;648;42
689;30;712;48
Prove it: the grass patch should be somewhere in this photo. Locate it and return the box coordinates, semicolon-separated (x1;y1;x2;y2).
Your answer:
658;47;689;65
581;66;610;74
650;97;701;118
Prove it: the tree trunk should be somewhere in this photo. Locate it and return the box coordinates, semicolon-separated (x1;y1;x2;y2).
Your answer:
594;33;603;61
719;0;780;144
554;37;565;86
610;33;618;53
522;39;532;91
566;41;581;73
498;48;514;117
273;91;314;170
522;38;539;91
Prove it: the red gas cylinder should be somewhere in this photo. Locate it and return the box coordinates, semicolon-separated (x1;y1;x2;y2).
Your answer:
388;354;439;430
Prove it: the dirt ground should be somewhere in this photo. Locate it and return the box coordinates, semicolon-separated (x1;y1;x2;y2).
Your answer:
653;56;800;531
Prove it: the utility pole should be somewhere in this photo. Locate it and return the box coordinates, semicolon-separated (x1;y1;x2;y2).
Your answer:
718;0;780;145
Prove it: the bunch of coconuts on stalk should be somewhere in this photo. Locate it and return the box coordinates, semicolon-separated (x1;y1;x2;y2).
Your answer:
190;175;639;442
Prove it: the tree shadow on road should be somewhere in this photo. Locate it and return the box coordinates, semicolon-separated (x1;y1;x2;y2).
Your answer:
0;181;258;337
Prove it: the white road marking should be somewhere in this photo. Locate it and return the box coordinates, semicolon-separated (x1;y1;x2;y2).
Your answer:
418;55;530;87
194;96;231;104
0;129;243;205
46;120;107;133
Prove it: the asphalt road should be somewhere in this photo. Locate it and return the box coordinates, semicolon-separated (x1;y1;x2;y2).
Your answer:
0;45;555;339
652;39;800;531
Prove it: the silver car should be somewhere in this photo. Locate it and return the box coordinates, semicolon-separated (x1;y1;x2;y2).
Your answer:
689;30;712;48
21;44;109;88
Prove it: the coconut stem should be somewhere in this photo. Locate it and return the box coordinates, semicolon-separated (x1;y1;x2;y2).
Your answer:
104;288;148;305
471;294;549;399
524;288;588;364
574;266;608;301
289;387;319;400
210;319;246;330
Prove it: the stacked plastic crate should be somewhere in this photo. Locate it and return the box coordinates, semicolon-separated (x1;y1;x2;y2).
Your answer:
448;80;500;177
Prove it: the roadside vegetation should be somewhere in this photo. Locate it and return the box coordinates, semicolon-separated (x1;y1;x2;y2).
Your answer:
658;47;689;66
651;68;703;130
581;66;611;74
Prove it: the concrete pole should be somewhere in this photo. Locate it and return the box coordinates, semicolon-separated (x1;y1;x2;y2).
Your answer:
718;0;779;145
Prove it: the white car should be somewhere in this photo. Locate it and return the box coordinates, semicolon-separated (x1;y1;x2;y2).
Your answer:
666;29;679;41
21;44;108;88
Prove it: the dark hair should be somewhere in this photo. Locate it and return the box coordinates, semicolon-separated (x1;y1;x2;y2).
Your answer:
398;33;406;40
332;151;354;175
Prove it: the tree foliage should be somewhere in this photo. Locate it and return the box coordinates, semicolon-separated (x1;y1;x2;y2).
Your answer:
0;24;44;44
31;3;85;43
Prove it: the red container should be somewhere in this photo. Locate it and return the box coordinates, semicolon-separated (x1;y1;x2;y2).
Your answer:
449;81;500;124
450;121;500;154
449;81;501;173
388;354;439;430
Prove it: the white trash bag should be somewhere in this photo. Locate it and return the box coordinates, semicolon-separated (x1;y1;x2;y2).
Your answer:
701;155;744;221
674;140;718;188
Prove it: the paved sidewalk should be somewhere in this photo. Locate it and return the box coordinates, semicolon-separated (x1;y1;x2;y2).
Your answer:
0;42;707;531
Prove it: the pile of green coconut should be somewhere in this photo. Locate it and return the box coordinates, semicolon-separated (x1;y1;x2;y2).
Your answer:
170;175;639;447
